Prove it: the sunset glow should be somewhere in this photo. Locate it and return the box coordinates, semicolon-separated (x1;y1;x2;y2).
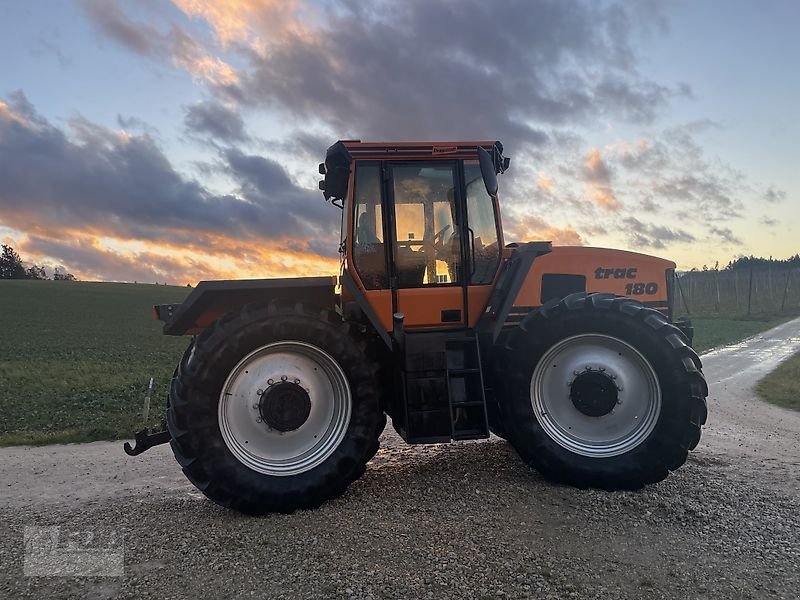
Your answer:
0;1;797;283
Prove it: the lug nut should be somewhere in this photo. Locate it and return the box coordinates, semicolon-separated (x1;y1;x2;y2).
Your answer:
293;378;300;384
257;388;264;396
281;375;288;382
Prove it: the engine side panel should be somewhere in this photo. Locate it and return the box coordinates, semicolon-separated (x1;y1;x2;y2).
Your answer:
513;246;675;312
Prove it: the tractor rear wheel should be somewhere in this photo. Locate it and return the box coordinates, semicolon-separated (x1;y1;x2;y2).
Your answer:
500;293;707;490
167;301;385;514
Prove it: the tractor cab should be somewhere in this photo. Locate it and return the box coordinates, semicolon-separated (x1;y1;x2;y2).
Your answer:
321;141;509;332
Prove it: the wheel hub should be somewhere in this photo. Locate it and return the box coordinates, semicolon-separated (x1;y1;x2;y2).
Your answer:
570;371;619;417
259;382;312;432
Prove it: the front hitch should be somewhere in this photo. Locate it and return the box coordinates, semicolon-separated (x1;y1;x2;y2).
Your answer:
123;424;171;456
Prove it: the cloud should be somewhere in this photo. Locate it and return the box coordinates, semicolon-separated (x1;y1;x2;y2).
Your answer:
507;215;584;246
709;225;743;245
0;91;341;282
764;186;786;203
761;216;778;227
184;100;248;142
172;0;305;47
583;148;620;210
151;0;679;151
622;216;695;250
80;0;238;85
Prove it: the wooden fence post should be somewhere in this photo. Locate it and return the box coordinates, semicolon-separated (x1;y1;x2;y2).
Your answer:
781;270;791;311
676;272;691;315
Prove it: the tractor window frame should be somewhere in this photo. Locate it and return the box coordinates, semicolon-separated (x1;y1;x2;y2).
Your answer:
386;160;464;289
351;161;390;290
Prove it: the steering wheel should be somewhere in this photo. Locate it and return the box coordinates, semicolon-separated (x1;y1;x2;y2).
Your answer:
432;224;452;250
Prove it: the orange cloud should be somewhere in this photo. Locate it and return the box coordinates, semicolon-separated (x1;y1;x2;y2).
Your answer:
173;0;312;48
508;215;585;246
13;227;339;285
536;173;554;193
0;101;27;126
584;148;620;210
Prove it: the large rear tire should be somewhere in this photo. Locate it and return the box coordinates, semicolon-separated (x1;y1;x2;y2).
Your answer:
167;301;385;514
500;293;707;490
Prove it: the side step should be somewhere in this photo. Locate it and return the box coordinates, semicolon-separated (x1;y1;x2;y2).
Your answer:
446;334;489;440
394;330;489;443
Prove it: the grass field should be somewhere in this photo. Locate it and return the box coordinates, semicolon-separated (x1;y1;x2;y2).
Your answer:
0;280;189;445
756;351;800;411
1;280;797;446
688;314;800;353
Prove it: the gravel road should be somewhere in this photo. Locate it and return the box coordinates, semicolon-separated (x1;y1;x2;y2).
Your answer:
2;318;799;599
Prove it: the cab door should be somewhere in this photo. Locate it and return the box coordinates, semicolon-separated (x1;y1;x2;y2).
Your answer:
463;160;504;326
387;162;466;329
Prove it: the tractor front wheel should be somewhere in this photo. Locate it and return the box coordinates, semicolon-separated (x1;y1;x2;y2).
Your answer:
500;293;707;490
167;301;385;514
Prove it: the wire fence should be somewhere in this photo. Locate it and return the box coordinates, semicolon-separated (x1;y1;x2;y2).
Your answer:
674;268;800;317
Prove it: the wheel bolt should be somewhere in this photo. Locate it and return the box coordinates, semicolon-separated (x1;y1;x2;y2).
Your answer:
256;417;262;423
281;375;288;382
252;403;259;410
293;378;300;384
618;386;624;392
267;379;274;386
257;388;264;396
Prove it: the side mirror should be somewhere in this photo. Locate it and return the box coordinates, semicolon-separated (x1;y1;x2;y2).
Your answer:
320;141;352;205
478;146;498;198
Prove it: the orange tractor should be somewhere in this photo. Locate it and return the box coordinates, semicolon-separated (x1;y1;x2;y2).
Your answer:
126;141;708;514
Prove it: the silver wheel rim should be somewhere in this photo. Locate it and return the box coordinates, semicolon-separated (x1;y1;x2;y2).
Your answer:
218;341;351;476
530;334;661;458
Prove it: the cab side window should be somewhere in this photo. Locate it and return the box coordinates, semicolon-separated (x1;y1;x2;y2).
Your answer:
352;164;388;289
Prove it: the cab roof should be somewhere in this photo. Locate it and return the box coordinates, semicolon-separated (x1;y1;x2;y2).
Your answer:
339;140;500;161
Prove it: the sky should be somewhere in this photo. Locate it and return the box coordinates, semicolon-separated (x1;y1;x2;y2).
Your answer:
0;0;797;284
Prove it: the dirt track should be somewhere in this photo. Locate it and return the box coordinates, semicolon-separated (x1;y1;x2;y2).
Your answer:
1;318;799;599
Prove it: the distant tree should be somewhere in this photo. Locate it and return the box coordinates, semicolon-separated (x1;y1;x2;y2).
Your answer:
25;264;48;280
0;244;27;279
52;267;77;281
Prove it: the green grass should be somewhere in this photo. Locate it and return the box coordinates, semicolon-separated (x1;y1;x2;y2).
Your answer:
756;351;800;411
688;313;800;353
0;280;190;446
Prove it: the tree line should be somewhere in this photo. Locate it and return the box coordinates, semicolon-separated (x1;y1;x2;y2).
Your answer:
0;244;76;281
723;254;800;271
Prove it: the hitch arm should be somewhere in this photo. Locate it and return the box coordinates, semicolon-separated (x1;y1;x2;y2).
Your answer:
123;426;171;456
